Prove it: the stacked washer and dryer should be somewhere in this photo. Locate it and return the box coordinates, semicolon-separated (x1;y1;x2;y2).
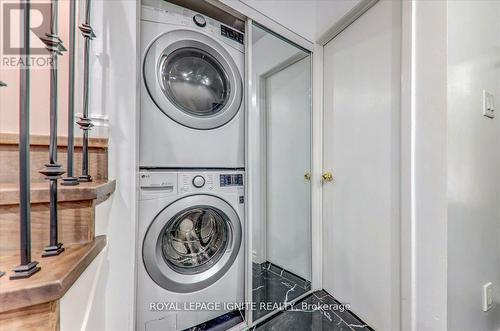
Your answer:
138;1;245;330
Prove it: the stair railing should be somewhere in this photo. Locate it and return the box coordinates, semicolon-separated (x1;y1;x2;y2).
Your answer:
62;0;79;186
11;1;41;279
39;0;66;257
77;0;95;182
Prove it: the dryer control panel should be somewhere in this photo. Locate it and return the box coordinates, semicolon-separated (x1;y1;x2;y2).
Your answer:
141;0;244;52
221;25;244;45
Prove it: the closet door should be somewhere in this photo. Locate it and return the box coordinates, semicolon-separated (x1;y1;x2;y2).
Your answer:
322;1;401;330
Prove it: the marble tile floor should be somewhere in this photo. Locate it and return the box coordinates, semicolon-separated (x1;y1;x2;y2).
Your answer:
252;262;312;321
254;290;373;331
185;310;244;331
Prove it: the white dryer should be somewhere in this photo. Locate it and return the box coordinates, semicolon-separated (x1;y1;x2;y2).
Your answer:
140;0;245;168
137;170;245;330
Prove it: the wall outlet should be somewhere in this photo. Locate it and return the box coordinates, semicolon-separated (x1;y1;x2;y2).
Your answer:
483;282;494;312
483;90;495;119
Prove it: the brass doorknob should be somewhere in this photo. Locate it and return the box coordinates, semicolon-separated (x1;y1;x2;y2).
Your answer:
322;172;333;182
304;172;311;181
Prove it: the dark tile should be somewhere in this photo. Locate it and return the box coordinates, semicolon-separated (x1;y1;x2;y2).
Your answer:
311;291;373;331
255;292;353;331
185;310;243;331
252;263;310;321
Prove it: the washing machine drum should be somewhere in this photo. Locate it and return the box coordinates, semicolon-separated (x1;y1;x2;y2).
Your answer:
143;195;242;293
143;29;243;130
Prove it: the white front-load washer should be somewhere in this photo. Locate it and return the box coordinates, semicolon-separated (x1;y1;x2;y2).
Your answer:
140;0;245;168
137;170;245;331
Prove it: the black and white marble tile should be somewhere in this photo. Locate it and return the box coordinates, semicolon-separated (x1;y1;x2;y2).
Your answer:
184;310;243;331
252;262;311;321
254;290;373;331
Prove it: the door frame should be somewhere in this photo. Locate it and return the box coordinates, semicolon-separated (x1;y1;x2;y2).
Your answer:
244;19;318;328
317;0;418;329
260;53;312;276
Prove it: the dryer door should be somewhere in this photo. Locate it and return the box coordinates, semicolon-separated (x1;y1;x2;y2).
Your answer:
143;194;242;293
143;30;243;130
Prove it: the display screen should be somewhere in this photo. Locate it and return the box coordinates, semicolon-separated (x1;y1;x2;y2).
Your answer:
220;174;243;187
221;25;244;44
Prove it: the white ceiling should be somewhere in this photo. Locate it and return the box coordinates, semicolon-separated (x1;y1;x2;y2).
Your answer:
239;0;362;42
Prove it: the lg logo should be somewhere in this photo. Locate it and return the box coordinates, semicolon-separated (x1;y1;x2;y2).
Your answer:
2;2;51;55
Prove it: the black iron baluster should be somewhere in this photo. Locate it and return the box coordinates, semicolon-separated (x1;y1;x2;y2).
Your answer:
11;1;41;279
62;0;78;186
77;0;95;183
0;80;6;278
39;0;66;257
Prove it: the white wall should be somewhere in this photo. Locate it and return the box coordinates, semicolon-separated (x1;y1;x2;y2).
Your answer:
238;0;361;42
447;1;500;330
403;1;449;329
60;1;139;330
250;32;304;264
240;0;316;41
60;249;107;331
86;0;139;330
265;57;311;280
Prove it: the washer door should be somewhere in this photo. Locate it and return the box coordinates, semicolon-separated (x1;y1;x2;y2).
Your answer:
143;195;242;293
143;30;243;130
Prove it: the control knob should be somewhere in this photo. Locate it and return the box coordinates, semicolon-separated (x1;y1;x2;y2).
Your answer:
193;14;206;27
192;175;205;188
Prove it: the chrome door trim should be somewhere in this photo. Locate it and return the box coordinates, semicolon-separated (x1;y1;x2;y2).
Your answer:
143;194;242;293
143;29;243;130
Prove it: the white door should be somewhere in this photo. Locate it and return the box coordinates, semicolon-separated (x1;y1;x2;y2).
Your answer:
265;57;311;280
322;1;401;329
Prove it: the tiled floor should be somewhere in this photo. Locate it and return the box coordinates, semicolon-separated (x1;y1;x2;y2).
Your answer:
252;262;311;321
187;265;371;331
185;310;244;331
254;290;373;331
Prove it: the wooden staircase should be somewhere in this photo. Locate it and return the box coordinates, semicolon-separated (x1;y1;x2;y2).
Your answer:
0;134;114;331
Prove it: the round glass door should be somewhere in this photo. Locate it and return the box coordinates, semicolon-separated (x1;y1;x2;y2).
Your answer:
161;207;229;274
160;48;230;117
143;30;243;130
143;194;242;293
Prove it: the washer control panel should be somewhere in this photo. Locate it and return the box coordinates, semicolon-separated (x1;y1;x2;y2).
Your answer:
140;170;244;200
181;173;215;193
192;175;206;188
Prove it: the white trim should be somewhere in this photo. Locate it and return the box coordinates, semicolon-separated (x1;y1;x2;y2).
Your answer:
260;52;309;79
400;1;413;329
243;17;253;328
317;0;379;46
131;1;142;329
404;1;448;330
311;43;323;291
212;0;314;52
259;75;268;265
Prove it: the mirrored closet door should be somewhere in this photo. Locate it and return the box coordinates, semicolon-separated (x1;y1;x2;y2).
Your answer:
247;22;312;324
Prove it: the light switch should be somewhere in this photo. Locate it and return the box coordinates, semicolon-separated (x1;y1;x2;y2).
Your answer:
483;90;495;119
483;282;494;312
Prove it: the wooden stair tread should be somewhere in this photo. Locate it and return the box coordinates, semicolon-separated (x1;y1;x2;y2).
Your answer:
0;180;116;205
0;132;108;149
0;235;107;313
